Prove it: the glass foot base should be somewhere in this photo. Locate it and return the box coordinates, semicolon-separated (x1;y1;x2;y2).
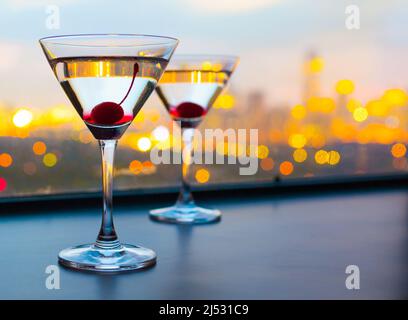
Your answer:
58;243;156;273
150;205;221;224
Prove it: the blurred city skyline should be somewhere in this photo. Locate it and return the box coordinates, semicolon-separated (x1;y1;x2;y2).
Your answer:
0;0;407;108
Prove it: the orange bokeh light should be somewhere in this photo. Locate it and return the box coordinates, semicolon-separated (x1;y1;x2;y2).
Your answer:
279;161;294;176
260;157;274;171
195;168;210;184
0;153;13;168
33;141;47;155
391;143;407;158
142;161;156;174
129;160;143;175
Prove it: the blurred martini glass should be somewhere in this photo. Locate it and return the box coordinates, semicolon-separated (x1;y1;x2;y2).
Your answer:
40;34;178;272
150;55;239;224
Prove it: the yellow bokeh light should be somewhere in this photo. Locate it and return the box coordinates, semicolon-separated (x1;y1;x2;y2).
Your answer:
328;150;341;165
137;137;152;152
308;57;324;73
353;107;368;122
212;63;222;72
279;161;294;176
307;97;335;113
13;109;33;128
214;94;235;109
50;105;73;122
133;110;145;123
43;153;57;167
366;100;389;117
382;88;408;106
315;150;329;165
0;153;13;168
293;148;307;163
33;141;47;155
335;79;355;95
202;61;212;71
129;160;143;175
391;143;406;158
195;168;210;184
291;105;307;120
346;99;362;113
256;145;269;159
288;134;307;149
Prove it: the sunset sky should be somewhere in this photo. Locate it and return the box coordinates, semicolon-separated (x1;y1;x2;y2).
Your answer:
0;0;407;108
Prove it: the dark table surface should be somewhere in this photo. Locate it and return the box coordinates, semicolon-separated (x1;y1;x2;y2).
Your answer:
1;185;408;300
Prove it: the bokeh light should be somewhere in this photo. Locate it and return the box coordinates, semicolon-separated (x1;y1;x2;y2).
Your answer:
214;93;235;109
391;143;406;158
289;134;307;149
256;145;269;159
315;150;329;165
12;109;33;128
366;100;389;117
33;141;47;155
137;137;152;152
129;160;143;175
260;157;274;171
152;125;170;142
0;153;13;168
307;57;324;73
23;162;37;175
43;153;58;167
385;116;400;129
393;158;407;170
328;150;341;165
291;104;307;120
335;79;355;95
0;177;7;192
279;161;294;175
195;168;210;184
202;61;212;71
307;97;335;113
346;99;362;113
293;148;308;163
353;107;368;122
382;88;408;106
142;161;156;175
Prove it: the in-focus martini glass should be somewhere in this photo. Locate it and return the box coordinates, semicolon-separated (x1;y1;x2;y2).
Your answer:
40;34;178;272
150;55;239;224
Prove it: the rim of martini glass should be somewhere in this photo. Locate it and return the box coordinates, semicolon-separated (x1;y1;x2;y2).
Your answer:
39;33;179;47
171;54;239;60
167;54;240;73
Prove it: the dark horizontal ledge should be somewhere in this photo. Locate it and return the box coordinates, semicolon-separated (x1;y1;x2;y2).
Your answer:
1;173;408;212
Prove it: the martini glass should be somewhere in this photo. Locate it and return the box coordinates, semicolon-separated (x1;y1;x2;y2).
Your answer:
40;34;178;272
150;55;239;224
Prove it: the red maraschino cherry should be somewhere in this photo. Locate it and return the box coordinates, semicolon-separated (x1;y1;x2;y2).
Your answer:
171;102;206;119
90;62;139;125
90;101;124;125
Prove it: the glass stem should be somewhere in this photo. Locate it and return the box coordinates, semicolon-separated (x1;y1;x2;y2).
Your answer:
96;139;120;249
177;128;195;206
